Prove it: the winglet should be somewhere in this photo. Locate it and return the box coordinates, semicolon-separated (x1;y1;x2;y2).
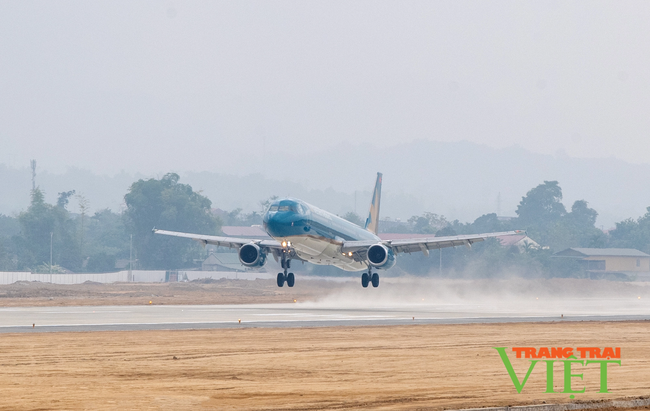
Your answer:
364;172;382;235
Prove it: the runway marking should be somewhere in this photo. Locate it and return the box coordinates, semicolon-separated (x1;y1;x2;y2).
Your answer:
3;313;647;329
35;311;132;314
0;318;427;328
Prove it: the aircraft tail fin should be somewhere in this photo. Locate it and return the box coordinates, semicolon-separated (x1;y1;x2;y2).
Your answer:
364;172;382;235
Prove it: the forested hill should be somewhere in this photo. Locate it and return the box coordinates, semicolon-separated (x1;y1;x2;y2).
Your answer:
244;140;650;229
2;140;650;227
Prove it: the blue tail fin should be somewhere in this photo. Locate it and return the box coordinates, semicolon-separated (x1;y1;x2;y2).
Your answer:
364;173;382;235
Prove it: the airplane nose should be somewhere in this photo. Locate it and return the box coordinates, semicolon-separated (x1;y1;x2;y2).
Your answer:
264;212;304;238
264;212;283;237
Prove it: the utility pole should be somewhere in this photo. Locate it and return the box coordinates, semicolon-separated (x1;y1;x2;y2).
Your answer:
497;192;502;216
30;160;36;191
129;234;133;282
76;194;89;267
50;232;53;282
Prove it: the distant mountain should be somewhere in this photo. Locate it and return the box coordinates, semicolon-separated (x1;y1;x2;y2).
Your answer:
241;140;650;228
2;140;649;227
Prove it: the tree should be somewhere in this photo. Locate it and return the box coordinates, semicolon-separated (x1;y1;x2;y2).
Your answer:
408;212;448;234
608;207;650;253
0;214;21;238
57;190;75;208
466;213;509;234
16;189;54;268
514;181;567;249
76;193;89;266
342;212;363;227
14;188;81;271
222;208;244;225
567;200;597;227
123;173;220;269
516;181;566;226
0;214;20;270
86;252;117;273
259;195;279;213
408;215;435;234
561;200;606;249
82;209;130;272
0;239;12;270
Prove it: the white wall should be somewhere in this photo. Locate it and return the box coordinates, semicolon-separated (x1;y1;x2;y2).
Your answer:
0;270;166;285
0;270;277;285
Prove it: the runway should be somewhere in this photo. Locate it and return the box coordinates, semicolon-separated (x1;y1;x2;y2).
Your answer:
1;297;649;332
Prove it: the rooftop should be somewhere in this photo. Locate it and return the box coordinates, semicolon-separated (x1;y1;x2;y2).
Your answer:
221;225;269;238
554;248;650;258
497;234;528;246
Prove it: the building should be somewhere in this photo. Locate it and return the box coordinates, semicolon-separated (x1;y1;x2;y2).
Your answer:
553;248;650;278
221;225;270;239
202;252;249;272
497;234;541;252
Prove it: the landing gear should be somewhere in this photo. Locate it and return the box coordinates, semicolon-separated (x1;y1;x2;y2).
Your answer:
277;271;295;288
277;255;294;287
361;270;379;288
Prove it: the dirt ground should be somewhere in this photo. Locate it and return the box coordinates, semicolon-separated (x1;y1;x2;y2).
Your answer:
0;277;648;307
0;278;346;306
0;321;649;411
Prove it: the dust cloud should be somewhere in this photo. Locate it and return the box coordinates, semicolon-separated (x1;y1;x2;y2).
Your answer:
299;276;650;318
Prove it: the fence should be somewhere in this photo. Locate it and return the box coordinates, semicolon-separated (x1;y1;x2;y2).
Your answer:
0;270;272;284
0;270;166;285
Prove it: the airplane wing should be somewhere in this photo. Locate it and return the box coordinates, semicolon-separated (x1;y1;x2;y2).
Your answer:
152;228;283;250
341;230;525;256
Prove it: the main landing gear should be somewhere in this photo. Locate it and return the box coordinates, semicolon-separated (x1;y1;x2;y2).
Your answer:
277;257;294;287
361;269;379;288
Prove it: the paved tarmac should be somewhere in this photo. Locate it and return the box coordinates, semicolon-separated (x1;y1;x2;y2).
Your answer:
1;298;649;333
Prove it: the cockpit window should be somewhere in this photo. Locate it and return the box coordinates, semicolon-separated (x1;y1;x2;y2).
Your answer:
278;205;297;212
269;205;278;212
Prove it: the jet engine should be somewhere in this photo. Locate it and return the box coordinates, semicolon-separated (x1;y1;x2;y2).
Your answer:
238;243;267;267
366;243;396;269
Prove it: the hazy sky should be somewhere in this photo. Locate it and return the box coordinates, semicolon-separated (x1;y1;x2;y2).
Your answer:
1;1;649;175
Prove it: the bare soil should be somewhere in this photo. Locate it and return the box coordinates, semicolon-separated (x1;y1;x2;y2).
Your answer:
0;321;648;410
0;277;648;307
0;278;346;306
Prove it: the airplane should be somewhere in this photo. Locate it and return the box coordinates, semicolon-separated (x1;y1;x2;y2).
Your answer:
153;173;523;288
